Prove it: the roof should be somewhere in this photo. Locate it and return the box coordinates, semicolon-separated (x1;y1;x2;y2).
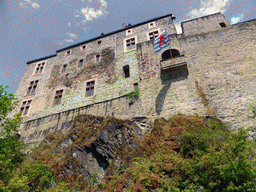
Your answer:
26;13;175;64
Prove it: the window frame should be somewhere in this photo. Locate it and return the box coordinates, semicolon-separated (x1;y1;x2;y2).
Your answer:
34;61;46;75
53;89;64;106
81;45;87;50
124;36;137;52
66;50;72;56
20;99;32;116
85;80;95;97
126;29;133;36
95;54;101;62
123;65;130;78
62;64;67;72
148;21;156;29
78;59;84;68
147;28;160;41
27;80;39;95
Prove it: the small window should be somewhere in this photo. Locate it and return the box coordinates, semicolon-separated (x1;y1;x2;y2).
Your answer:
148;31;159;40
54;90;63;105
82;45;86;50
126;29;133;36
148;22;156;28
35;62;45;74
20;100;32;116
126;38;136;51
98;40;101;45
123;65;130;78
86;81;95;97
134;83;138;90
96;54;100;62
219;22;227;28
27;80;39;95
79;59;83;68
66;50;71;55
62;64;67;72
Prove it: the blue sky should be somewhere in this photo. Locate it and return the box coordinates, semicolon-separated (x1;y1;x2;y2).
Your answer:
0;0;255;93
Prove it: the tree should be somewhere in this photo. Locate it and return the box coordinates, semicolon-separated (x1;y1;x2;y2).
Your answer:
0;85;24;186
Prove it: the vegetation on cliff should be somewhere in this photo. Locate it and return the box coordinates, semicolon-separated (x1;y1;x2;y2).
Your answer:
0;84;256;191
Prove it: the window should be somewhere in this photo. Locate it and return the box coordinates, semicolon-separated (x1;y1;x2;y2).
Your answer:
148;30;159;40
54;90;63;105
98;40;101;45
123;65;130;78
148;22;156;28
162;49;180;60
66;50;71;55
96;54;100;62
79;59;83;68
20;100;32;116
27;80;39;95
126;29;133;36
134;83;138;90
81;45;86;50
219;22;227;28
86;81;95;97
35;62;45;74
126;38;136;51
62;64;67;72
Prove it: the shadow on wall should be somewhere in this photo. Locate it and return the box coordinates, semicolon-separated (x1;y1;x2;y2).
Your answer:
156;65;189;115
155;84;171;115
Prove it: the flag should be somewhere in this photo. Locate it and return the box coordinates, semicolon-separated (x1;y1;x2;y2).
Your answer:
154;30;169;53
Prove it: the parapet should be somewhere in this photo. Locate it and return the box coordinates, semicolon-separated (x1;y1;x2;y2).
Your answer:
181;12;231;36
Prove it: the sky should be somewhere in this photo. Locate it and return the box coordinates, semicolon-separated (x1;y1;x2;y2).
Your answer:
0;0;255;93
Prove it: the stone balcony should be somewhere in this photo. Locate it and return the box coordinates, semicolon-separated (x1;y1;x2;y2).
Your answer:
160;54;186;70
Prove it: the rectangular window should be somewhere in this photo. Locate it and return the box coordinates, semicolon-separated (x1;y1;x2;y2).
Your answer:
54;90;63;105
86;81;95;97
27;80;39;95
149;31;159;40
20;100;31;116
66;50;71;55
126;38;136;51
219;22;227;28
148;22;156;28
79;59;83;68
134;83;139;90
35;62;45;74
62;64;67;72
98;40;101;45
123;65;130;78
96;54;100;62
82;45;86;49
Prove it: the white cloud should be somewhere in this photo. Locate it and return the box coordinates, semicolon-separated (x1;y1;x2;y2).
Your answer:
81;7;104;21
188;0;232;19
65;39;74;43
230;14;244;24
67;32;78;39
31;2;40;9
79;0;108;23
99;0;107;8
19;0;40;9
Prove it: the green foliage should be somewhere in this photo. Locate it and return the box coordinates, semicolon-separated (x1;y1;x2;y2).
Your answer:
125;90;140;99
89;173;100;186
100;115;256;192
0;84;25;188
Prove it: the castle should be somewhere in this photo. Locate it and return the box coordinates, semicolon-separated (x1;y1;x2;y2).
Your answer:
14;12;256;146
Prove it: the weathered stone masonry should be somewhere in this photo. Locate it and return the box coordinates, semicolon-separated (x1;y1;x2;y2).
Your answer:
13;12;256;146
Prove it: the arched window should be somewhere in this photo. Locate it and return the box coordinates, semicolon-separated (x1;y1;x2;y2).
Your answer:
162;49;180;60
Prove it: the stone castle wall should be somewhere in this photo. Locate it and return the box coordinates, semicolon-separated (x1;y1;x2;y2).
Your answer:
14;13;256;146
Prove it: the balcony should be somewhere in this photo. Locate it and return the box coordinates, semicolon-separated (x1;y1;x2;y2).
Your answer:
160;54;186;70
